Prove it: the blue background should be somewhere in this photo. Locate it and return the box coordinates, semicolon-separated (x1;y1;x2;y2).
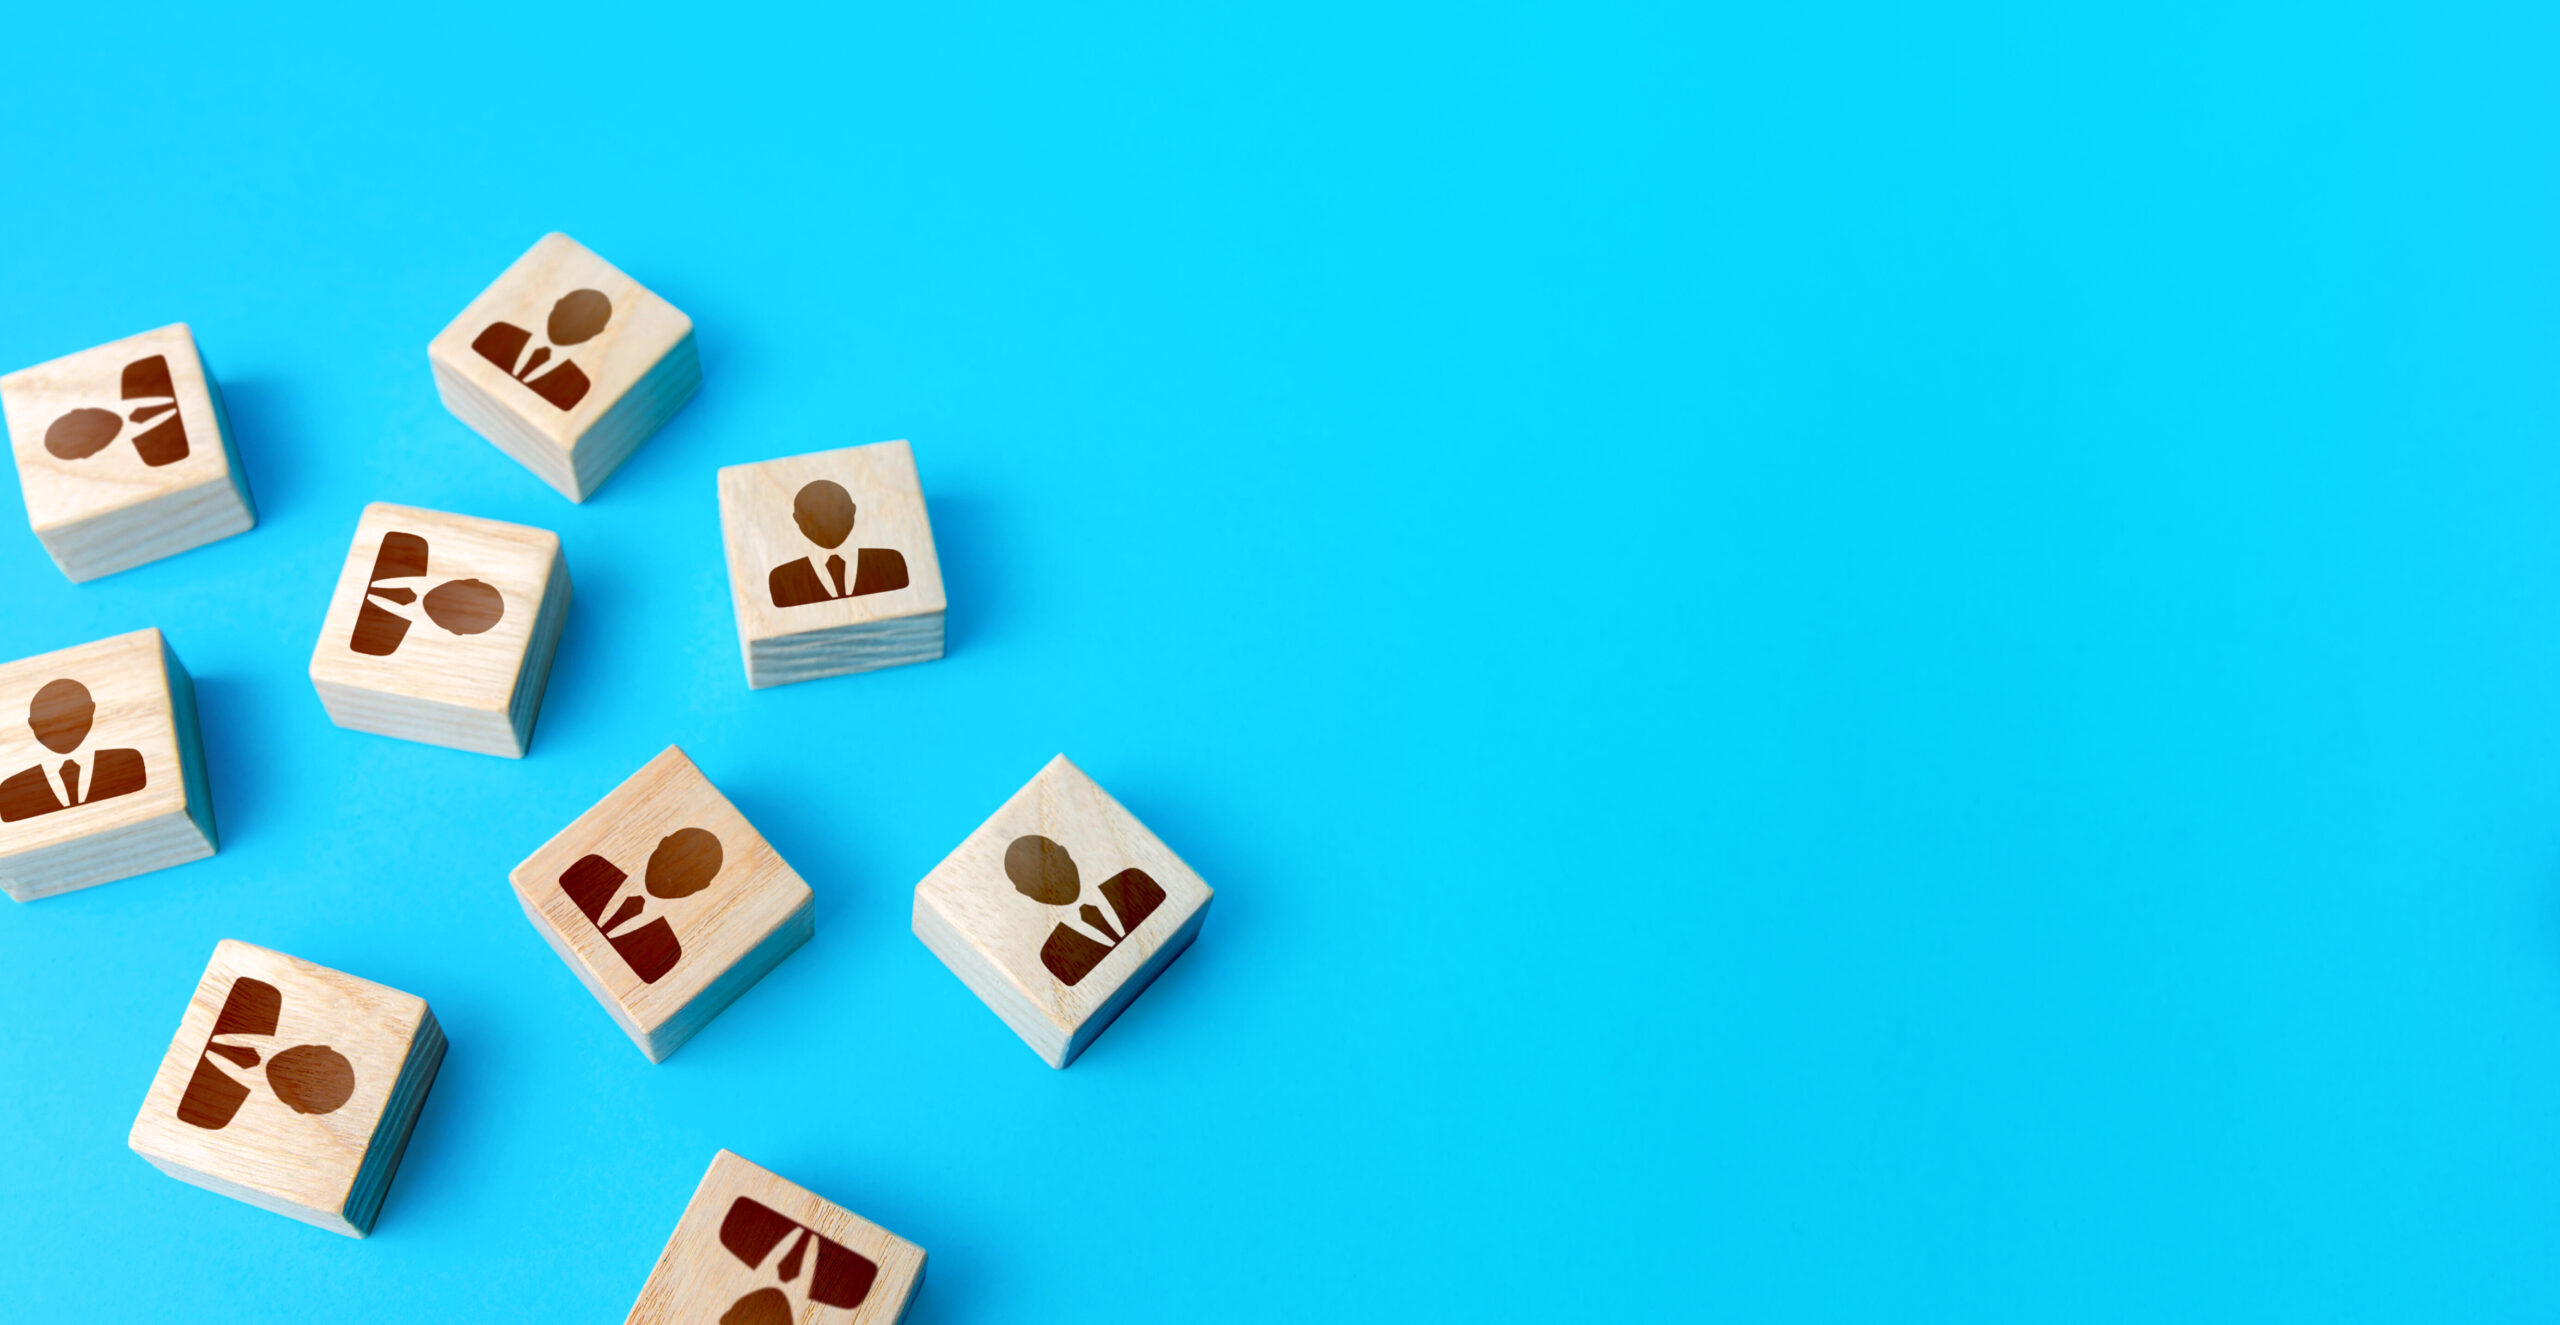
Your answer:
0;1;2553;1320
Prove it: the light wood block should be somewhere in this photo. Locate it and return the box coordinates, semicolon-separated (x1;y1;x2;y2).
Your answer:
718;440;946;689
1;323;257;582
308;502;571;758
626;1149;925;1325
429;233;699;502
511;746;814;1062
128;940;446;1238
913;754;1212;1068
0;628;215;902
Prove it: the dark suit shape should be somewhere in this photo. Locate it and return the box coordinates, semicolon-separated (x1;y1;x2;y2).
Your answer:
0;747;146;823
560;853;682;983
719;1196;878;1320
1039;867;1168;986
767;548;909;608
471;320;594;410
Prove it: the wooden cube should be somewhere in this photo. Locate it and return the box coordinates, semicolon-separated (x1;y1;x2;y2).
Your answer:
0;628;216;902
429;233;699;502
913;754;1213;1068
1;323;257;582
510;746;814;1062
718;440;946;689
308;502;571;758
626;1149;925;1325
128;940;446;1238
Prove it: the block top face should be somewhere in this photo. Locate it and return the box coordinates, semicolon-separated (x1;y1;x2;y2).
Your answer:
628;1149;925;1325
511;747;813;1036
428;233;692;451
0;628;191;859
719;440;946;640
129;940;430;1217
916;755;1212;1033
1;323;237;531
308;503;559;712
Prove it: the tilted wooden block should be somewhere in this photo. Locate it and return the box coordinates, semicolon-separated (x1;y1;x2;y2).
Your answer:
429;233;699;502
718;440;946;689
510;746;814;1062
0;628;215;902
1;323;257;582
626;1150;925;1325
129;940;446;1238
914;755;1212;1067
308;502;571;758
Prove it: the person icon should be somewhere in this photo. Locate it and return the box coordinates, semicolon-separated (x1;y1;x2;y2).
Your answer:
471;287;611;410
0;678;147;823
717;1196;879;1323
767;480;910;608
349;531;507;657
1005;834;1167;986
42;354;190;467
175;977;357;1131
558;827;724;984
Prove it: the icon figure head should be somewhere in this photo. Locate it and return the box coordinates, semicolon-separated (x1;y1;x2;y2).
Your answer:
350;532;507;656
717;1196;879;1324
767;480;910;607
0;677;149;823
29;678;95;755
559;827;723;984
1005;834;1168;986
176;977;357;1130
43;355;190;467
471;289;610;410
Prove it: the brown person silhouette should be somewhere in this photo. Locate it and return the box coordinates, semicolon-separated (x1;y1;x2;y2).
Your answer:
472;288;610;410
767;480;909;608
558;827;722;984
350;532;508;656
1006;835;1167;987
42;355;189;467
0;678;147;823
175;977;357;1130
717;1196;879;1323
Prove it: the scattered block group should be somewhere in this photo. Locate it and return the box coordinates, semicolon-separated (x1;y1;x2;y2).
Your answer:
510;746;814;1061
626;1150;926;1325
308;502;572;758
719;439;946;688
430;233;700;501
128;940;446;1237
0;628;215;901
1;322;256;581
914;754;1213;1067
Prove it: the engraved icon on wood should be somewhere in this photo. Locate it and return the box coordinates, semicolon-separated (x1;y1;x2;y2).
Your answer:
717;1195;880;1323
767;480;910;608
175;977;356;1130
471;289;611;410
349;532;508;656
0;678;147;823
558;827;723;984
42;355;190;467
1006;834;1167;986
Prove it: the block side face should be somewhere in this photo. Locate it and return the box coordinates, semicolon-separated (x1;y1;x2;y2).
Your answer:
427;233;691;456
509;747;813;1038
721;441;947;654
914;755;1214;1044
627;1150;927;1325
133;1149;364;1237
744;611;945;689
640;891;812;1062
0;629;195;866
312;678;527;757
565;328;701;500
308;503;562;716
2;324;242;541
31;463;256;582
913;885;1071;1066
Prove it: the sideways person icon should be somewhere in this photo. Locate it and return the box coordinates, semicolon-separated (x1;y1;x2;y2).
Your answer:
0;678;146;823
472;287;612;410
767;480;909;608
1005;834;1166;986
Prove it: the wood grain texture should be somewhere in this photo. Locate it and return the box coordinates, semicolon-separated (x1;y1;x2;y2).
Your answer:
428;233;699;502
0;628;215;901
718;440;946;689
626;1149;925;1325
128;940;445;1238
510;746;815;1062
912;755;1212;1067
0;322;256;581
308;502;570;757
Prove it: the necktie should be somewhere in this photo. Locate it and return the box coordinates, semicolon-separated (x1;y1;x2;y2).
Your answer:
826;553;847;598
60;759;81;806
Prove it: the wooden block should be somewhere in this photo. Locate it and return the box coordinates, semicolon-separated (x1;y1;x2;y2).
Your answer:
626;1149;925;1325
913;754;1212;1068
1;323;257;582
308;502;571;758
510;746;814;1062
0;628;215;902
429;233;699;502
128;940;446;1238
718;440;946;689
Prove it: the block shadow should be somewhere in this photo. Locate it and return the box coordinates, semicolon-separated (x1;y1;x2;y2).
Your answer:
211;376;312;525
